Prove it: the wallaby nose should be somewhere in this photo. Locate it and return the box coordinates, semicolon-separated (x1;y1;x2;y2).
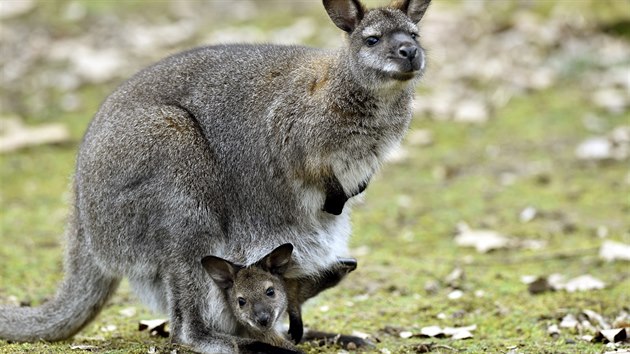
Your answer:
398;45;418;61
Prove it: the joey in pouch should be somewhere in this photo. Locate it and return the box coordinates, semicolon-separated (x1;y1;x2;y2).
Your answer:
202;244;357;348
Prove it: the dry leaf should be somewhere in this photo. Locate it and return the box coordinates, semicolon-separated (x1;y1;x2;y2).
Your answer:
563;275;605;292
559;314;579;329
547;324;560;336
119;307;136;317
0;118;71;153
447;289;464;300
525;274;605;294
451;330;473;340
420;326;444;338
613;310;630;328
100;325;116;332
594;328;628;343
583;309;611;330
455;222;510;253
576;137;613;160
139;319;169;338
400;331;413;339
445;267;465;287
351;330;371;340
455;222;545;253
519;206;537;223
443;324;477;336
600;241;630;262
417;324;477;340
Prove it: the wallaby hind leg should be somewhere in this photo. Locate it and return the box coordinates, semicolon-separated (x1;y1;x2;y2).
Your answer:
301;329;373;350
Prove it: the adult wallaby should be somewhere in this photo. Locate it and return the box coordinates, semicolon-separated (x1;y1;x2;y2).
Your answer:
202;243;356;351
0;0;431;352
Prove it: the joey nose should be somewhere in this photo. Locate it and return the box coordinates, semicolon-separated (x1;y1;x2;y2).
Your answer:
256;313;271;327
398;45;418;61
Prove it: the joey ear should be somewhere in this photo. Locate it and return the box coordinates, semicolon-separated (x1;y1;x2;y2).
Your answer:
201;256;239;289
261;243;294;275
392;0;431;23
323;0;366;33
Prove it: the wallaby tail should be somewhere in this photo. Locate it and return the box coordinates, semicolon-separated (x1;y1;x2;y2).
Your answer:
0;217;120;342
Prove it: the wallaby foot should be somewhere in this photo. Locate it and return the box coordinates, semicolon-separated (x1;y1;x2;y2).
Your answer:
242;341;303;354
302;329;374;350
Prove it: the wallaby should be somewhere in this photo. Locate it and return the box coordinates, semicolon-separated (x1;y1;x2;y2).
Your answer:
203;243;357;347
0;0;431;353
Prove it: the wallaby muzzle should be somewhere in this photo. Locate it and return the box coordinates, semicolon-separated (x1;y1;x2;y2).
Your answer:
390;32;423;73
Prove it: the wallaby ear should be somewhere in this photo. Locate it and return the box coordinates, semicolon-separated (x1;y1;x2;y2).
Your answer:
391;0;431;23
201;256;240;289
261;243;294;275
323;0;366;33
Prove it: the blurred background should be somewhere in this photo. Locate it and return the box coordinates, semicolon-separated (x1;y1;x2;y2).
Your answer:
0;1;628;353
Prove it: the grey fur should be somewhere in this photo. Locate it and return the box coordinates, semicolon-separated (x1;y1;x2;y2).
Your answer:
0;0;431;353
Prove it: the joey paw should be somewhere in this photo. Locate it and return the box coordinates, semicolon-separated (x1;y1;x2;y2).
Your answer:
288;322;304;344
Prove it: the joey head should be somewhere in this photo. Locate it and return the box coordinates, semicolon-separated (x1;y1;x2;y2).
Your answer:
202;244;295;350
203;244;358;347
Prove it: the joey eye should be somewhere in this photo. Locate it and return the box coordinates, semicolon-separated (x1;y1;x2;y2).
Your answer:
237;297;246;307
265;287;275;297
365;36;380;47
411;33;418;40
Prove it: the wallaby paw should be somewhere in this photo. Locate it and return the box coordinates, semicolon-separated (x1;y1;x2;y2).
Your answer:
302;330;375;350
322;196;346;215
241;341;303;354
288;323;304;344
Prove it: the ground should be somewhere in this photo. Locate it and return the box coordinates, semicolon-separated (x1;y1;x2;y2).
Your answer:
0;1;628;353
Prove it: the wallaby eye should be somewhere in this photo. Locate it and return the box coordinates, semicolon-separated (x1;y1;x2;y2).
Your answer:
365;36;380;47
266;287;275;297
237;297;246;307
411;33;418;40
